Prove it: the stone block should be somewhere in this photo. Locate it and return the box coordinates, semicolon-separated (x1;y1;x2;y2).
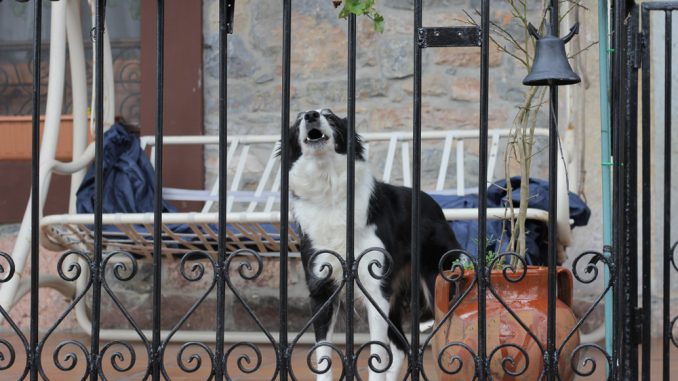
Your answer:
305;78;388;105
402;76;449;96
290;14;348;80
378;38;413;79
358;77;389;98
250;1;283;58
450;76;481;102
306;80;347;104
226;83;255;113
227;36;259;79
432;45;502;68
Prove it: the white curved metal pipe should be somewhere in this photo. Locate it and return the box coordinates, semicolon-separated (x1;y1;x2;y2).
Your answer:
51;143;95;175
0;0;68;314
67;0;90;214
87;0;116;134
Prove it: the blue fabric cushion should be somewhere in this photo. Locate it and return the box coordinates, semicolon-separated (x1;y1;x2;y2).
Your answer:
76;123;176;215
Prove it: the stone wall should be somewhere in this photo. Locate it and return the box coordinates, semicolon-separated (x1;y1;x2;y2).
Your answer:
203;0;556;190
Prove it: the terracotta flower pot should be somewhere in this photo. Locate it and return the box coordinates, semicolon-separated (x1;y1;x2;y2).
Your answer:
433;266;580;380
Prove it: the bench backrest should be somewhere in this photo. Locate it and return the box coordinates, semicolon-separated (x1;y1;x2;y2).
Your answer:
141;129;550;214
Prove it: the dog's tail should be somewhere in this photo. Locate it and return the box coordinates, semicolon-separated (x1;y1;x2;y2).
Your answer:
387;277;435;352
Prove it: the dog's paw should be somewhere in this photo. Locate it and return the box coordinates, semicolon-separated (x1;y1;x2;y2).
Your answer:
419;319;434;332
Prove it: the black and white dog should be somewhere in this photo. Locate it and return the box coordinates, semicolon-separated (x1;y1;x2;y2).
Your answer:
284;109;461;380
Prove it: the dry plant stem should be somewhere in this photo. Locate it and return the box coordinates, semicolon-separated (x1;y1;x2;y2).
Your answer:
504;143;518;256
507;86;539;253
506;86;546;266
463;0;584;266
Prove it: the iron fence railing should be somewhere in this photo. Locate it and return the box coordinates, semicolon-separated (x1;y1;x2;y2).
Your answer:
0;0;675;380
640;3;678;380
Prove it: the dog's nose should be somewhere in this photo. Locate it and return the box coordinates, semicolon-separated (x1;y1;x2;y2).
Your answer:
304;111;320;122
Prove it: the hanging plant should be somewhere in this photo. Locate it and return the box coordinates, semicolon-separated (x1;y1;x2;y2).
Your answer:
333;0;385;33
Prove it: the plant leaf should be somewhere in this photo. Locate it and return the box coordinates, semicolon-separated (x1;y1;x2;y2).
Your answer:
373;12;384;33
335;0;384;33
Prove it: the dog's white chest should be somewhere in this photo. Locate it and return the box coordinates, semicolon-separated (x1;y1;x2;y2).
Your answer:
290;156;385;279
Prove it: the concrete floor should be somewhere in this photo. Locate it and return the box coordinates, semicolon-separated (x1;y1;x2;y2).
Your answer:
0;333;675;380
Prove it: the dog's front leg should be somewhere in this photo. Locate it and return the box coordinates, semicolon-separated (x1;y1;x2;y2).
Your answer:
363;288;395;381
310;285;339;381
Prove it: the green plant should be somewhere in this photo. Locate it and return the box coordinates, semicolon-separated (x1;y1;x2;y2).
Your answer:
333;0;384;33
452;250;507;272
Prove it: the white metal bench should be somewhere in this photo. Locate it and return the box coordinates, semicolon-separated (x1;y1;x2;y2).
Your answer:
38;130;571;260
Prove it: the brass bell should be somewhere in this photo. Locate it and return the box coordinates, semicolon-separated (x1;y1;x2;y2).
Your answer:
523;22;581;86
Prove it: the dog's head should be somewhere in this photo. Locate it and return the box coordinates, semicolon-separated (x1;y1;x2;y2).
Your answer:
281;109;365;170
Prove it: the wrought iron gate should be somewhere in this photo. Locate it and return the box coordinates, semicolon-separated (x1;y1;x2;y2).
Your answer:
0;0;675;380
638;2;677;380
610;1;677;379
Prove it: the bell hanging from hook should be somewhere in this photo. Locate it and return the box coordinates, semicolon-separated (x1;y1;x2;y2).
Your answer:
523;21;581;86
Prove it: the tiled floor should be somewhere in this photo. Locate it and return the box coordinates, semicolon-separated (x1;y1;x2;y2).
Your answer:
0;332;676;380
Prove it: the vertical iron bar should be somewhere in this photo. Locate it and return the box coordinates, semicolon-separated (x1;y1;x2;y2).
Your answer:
612;72;620;381
546;85;558;381
662;11;672;381
280;0;292;379
151;1;164;379
624;7;640;378
641;8;651;381
345;13;357;381
546;4;560;381
478;0;490;378
546;0;560;376
89;1;106;379
615;2;640;378
612;1;626;378
29;1;42;380
215;0;229;379
411;1;423;379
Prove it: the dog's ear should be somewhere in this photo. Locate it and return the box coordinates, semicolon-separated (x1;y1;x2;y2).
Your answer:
275;119;299;157
332;116;365;160
344;118;365;160
354;131;365;160
276;118;302;170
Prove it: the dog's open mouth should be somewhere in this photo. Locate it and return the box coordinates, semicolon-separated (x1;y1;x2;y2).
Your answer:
304;128;329;144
